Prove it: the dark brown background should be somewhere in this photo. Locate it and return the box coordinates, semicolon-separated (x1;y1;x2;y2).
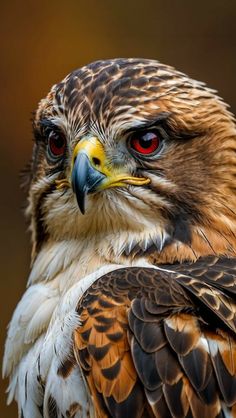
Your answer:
1;0;236;416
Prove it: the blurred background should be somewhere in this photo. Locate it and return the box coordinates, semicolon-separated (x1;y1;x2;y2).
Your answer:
1;0;236;415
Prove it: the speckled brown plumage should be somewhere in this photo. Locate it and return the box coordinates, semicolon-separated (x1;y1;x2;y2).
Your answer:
75;259;236;417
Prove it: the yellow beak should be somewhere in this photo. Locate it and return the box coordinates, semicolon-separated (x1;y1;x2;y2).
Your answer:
70;137;150;213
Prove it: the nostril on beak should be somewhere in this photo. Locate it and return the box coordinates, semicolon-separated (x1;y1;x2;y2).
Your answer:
92;157;101;168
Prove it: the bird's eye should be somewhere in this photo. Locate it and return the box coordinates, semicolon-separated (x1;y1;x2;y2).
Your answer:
48;131;66;158
129;131;161;156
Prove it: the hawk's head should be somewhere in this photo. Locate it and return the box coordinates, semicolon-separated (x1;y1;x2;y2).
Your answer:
27;58;236;264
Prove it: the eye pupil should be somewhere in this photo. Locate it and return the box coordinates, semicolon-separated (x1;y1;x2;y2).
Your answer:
130;131;161;155
54;136;64;148
139;138;152;148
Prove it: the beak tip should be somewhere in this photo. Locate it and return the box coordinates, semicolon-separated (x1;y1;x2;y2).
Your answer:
79;203;85;215
75;190;86;215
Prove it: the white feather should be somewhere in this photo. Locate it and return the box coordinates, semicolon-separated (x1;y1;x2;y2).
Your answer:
3;283;58;378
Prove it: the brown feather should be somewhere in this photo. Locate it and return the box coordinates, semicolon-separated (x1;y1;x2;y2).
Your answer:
74;264;236;417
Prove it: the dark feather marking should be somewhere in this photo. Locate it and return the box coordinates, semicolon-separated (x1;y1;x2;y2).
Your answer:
155;344;182;385
145;386;172;417
87;306;102;315
211;350;236;406
47;394;58;418
94;315;115;325
66;402;81;417
179;346;212;391
164;320;195;356
94;323;113;332
88;343;111;361
104;382;145;418
163;380;187;417
199;228;217;255
24;372;28;401
172;213;192;244
125;112;170;134
38;404;44;417
57;357;74;378
77;348;90;372
131;316;166;352
107;331;124;342
98;298;115;309
79;327;92;341
102;359;121;380
131;337;161;390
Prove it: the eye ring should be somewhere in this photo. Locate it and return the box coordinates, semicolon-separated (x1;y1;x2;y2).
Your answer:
128;131;162;157
47;131;66;160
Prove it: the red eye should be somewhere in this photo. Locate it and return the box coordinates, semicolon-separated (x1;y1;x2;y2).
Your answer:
48;131;66;157
130;131;161;155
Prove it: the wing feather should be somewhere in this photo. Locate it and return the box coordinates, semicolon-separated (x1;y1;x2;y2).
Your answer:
74;262;236;417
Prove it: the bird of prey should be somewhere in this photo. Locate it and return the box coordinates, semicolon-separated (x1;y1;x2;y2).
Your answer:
3;58;236;418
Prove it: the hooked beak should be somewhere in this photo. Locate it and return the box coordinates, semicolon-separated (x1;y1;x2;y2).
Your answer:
71;152;106;214
71;137;150;214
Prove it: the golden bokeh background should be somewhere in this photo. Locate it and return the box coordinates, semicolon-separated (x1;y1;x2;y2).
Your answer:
1;0;236;416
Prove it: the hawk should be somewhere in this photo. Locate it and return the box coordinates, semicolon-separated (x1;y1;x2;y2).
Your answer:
3;58;236;418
